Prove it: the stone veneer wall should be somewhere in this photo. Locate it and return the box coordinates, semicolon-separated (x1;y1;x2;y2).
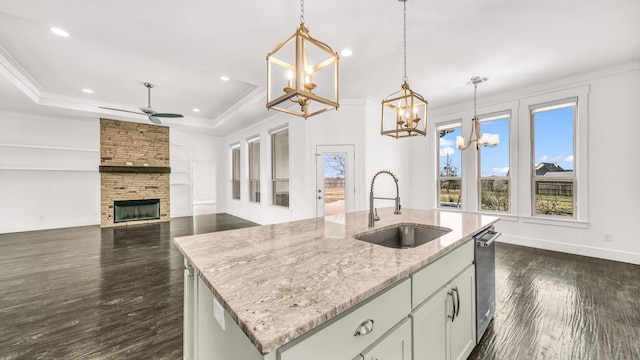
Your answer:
100;118;170;227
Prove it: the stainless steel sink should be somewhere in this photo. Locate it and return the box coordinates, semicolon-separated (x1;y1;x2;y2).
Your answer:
355;224;452;249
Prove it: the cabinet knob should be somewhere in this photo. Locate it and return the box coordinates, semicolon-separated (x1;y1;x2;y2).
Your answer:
354;319;375;336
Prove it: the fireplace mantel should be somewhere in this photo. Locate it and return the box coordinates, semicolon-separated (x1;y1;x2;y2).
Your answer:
99;166;171;174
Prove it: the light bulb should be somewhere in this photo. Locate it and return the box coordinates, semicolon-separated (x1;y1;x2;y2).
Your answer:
480;133;490;145
286;70;293;88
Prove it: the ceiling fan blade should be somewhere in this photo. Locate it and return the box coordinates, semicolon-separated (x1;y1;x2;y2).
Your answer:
153;113;184;118
99;106;145;116
148;116;162;125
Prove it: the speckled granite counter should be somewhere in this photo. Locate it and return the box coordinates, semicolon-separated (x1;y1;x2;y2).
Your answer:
173;208;499;355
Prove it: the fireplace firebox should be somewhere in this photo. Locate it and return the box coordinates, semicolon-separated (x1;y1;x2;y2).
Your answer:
114;199;160;223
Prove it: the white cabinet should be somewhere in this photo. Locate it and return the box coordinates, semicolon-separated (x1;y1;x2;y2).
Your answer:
411;265;476;360
183;238;481;360
358;318;412;360
279;279;411;360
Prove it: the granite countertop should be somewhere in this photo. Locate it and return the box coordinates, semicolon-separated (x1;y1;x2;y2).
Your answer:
173;208;499;355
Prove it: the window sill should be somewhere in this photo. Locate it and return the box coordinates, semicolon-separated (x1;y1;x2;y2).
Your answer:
477;212;518;222
521;216;589;229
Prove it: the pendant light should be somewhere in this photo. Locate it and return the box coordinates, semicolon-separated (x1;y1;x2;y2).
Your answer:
456;76;499;150
266;0;339;119
381;0;428;139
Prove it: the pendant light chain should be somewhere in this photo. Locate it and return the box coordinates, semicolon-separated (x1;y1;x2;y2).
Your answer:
402;1;408;82
474;82;477;119
300;0;305;24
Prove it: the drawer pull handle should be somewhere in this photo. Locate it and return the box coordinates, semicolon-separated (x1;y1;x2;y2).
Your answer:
354;319;375;336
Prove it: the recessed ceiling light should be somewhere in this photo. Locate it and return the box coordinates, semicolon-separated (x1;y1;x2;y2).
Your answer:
50;27;70;37
81;88;93;94
340;49;353;57
193;108;200;112
220;76;230;81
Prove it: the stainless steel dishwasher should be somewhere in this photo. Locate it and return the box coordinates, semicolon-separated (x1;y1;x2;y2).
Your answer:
474;226;501;343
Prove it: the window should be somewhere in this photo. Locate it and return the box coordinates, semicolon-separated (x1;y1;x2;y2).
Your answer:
531;99;576;218
478;112;510;212
231;145;240;200
438;122;462;208
248;138;260;203
271;128;289;207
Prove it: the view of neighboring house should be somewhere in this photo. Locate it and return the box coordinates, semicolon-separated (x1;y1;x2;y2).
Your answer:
535;162;573;176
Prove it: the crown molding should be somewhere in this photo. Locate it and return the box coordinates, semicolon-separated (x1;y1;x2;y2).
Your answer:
0;45;42;102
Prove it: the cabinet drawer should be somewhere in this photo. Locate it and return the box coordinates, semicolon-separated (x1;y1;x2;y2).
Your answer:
278;279;411;360
412;240;473;308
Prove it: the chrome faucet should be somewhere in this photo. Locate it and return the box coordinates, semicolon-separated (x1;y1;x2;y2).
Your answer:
369;170;401;227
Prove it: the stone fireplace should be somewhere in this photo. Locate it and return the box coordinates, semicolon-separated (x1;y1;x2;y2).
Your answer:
99;118;170;227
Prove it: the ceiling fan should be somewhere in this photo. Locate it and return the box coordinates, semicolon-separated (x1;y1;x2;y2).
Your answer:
100;82;184;124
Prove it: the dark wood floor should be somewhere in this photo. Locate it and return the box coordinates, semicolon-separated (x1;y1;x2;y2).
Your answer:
469;243;640;360
1;216;639;359
0;214;258;360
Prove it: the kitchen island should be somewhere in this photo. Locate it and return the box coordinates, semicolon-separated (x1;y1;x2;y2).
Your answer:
174;208;499;360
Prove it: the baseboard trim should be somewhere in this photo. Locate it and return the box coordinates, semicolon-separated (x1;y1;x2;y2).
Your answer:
0;219;99;234
499;234;640;265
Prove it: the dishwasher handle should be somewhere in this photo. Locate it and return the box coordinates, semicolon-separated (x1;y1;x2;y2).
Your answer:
477;230;501;248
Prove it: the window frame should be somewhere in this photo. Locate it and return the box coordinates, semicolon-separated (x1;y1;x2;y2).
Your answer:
247;136;261;203
230;143;241;200
519;85;589;227
477;111;512;214
270;127;290;208
436;120;463;210
530;98;577;219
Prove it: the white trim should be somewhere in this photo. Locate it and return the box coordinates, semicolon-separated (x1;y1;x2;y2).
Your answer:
0;167;96;172
0;45;41;103
268;124;289;135
0;143;98;152
0;219;99;235
246;135;260;143
498;234;640;265
520;216;588;229
210;86;264;131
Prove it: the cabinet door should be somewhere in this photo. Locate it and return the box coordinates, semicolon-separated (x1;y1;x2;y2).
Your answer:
448;266;476;360
360;318;412;360
411;286;448;360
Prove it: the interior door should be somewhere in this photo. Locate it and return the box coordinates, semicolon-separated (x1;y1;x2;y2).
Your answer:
315;145;354;218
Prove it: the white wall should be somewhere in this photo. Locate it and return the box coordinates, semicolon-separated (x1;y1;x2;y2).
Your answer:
216;111;300;224
0;110;220;233
410;61;640;265
218;98;427;225
363;99;429;211
0;111;100;233
170;129;220;218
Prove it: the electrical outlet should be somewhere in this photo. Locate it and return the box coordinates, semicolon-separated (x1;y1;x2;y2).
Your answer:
603;232;613;241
